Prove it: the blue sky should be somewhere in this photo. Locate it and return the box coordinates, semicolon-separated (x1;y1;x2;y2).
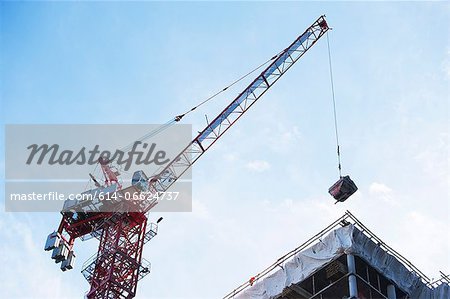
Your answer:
1;1;449;298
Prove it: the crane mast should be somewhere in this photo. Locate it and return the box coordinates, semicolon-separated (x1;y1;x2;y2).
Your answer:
44;15;329;299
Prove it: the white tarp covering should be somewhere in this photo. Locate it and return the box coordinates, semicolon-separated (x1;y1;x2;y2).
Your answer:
236;225;449;299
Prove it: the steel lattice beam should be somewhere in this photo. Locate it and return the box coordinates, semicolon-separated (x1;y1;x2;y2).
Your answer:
85;213;147;299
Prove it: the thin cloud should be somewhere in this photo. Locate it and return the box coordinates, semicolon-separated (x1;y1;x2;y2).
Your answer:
245;160;271;172
369;182;398;205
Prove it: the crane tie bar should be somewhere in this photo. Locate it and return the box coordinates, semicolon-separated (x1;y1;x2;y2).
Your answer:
174;53;281;122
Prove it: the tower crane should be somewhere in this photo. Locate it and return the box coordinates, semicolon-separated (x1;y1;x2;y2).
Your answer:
44;16;333;298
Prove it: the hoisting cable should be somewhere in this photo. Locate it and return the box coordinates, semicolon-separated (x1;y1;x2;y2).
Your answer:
113;122;174;174
173;52;282;122
115;51;283;159
120;119;175;153
326;31;342;178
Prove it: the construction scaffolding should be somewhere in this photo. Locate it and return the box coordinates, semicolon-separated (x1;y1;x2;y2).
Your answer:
224;211;449;299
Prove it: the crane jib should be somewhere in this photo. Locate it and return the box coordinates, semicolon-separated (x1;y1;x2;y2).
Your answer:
197;29;314;143
148;16;328;211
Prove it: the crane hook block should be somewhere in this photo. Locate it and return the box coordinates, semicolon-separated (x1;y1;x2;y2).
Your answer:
328;175;358;202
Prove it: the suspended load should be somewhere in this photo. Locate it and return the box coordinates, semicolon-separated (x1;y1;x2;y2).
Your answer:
328;175;358;202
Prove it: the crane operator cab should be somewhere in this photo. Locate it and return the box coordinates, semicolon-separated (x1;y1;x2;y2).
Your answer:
328;175;358;203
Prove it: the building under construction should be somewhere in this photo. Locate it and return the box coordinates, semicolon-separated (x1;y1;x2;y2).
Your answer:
224;211;449;299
